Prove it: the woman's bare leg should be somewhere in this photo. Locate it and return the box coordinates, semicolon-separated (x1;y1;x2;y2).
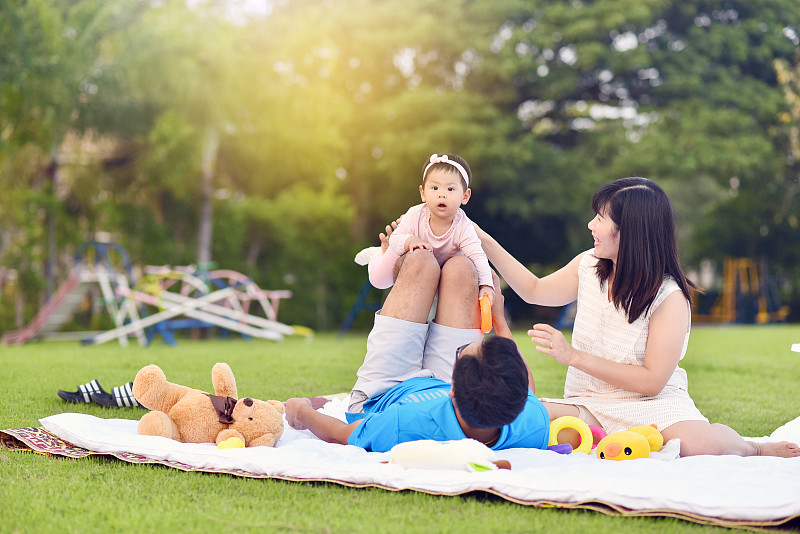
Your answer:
663;420;800;457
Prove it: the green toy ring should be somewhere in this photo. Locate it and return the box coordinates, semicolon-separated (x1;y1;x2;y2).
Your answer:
549;416;593;454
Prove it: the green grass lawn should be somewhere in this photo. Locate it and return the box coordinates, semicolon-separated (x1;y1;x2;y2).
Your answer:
2;325;799;533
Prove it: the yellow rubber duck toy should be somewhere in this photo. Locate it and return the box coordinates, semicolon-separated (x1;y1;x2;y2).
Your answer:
596;424;663;461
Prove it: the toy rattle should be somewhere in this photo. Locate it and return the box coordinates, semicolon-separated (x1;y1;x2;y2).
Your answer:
548;416;607;454
479;295;492;333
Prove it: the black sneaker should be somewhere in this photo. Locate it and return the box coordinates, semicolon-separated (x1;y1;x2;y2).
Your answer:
58;379;107;404
91;381;143;409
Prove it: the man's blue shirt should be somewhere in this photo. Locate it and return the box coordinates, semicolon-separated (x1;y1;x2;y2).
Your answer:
346;377;550;453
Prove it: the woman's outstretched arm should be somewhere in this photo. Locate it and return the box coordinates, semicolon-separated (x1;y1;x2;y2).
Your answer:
474;223;581;307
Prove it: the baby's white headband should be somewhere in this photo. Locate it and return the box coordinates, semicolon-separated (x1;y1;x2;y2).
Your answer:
423;154;470;189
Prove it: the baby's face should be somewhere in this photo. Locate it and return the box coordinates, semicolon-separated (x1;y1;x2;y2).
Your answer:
419;169;470;219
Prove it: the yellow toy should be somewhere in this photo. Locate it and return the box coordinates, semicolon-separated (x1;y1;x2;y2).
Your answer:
548;416;607;454
218;437;245;449
596;424;663;460
133;362;285;447
627;424;664;452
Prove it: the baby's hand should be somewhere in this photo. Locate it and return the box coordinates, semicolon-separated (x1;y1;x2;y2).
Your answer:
379;217;402;253
406;237;433;252
479;286;495;307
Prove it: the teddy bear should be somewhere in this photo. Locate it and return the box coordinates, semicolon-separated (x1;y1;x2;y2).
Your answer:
132;362;285;447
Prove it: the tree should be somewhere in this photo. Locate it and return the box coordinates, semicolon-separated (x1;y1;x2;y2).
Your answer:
0;0;140;301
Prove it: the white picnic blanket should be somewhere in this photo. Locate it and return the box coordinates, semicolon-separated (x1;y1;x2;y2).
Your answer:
40;398;800;525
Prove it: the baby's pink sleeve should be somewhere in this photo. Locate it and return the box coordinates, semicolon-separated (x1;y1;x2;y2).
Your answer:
367;249;400;290
457;217;494;289
388;206;421;256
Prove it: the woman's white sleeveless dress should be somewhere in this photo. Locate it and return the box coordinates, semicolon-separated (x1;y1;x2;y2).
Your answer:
542;252;708;434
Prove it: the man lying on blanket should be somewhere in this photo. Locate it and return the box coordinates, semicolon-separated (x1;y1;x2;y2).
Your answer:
285;248;550;453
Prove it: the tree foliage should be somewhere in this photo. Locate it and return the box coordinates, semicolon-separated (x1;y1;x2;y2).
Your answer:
2;0;799;329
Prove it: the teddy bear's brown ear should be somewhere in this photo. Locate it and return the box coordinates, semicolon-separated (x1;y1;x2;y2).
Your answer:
212;362;238;399
268;399;285;415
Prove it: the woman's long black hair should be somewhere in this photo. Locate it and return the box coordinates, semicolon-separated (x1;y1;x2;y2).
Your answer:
592;177;699;324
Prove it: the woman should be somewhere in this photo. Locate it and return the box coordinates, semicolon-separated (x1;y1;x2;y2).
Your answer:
476;177;799;457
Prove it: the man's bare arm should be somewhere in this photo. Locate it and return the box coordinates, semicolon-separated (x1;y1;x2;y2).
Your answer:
284;398;361;444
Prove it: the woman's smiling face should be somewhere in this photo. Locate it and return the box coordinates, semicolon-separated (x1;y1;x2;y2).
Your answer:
588;205;620;263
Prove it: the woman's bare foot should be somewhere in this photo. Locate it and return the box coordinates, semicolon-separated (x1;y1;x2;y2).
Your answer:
749;440;800;457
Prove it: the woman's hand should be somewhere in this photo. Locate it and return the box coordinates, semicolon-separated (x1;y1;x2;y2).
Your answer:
528;323;575;366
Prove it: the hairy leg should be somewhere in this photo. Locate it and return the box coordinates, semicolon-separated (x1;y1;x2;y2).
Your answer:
434;255;479;329
380;249;440;324
662;420;800;457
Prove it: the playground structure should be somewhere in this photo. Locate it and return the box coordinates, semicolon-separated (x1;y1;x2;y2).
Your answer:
1;242;133;345
339;277;383;335
693;257;790;324
1;241;309;346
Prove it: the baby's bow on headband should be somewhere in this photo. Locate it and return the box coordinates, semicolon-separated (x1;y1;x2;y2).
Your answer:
423;153;470;189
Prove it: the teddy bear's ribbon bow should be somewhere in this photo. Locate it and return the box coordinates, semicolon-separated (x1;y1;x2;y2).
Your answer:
207;394;238;424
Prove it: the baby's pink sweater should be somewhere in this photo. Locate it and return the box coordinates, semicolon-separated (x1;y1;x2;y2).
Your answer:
368;204;494;290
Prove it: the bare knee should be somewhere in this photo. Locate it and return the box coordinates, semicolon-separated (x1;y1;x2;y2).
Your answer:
677;433;724;456
440;255;478;291
663;421;746;457
432;256;479;328
397;249;440;283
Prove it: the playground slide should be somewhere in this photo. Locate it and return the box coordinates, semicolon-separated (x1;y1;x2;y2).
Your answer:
2;254;307;346
2;271;87;345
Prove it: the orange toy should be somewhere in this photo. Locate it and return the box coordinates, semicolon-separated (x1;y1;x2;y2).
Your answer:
479;296;492;333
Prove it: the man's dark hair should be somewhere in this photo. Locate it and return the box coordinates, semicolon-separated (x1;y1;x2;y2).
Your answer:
451;336;529;429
